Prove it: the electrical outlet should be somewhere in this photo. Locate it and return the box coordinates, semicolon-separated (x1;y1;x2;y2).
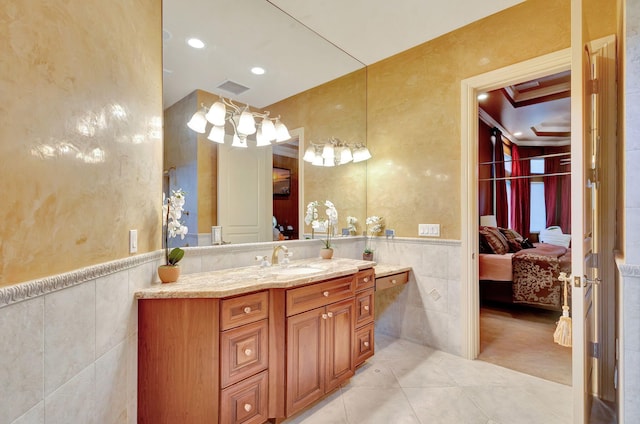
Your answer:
129;229;138;253
385;229;395;238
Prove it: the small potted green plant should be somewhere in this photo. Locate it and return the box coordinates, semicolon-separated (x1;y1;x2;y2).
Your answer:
158;189;188;283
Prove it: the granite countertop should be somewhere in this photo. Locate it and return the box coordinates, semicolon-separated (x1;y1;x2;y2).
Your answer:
135;257;376;299
373;264;412;278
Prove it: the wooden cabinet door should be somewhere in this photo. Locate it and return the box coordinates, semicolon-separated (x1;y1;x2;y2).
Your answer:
286;308;325;416
325;298;355;392
354;289;374;328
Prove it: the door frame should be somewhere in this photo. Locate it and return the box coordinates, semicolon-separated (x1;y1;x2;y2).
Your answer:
460;48;572;361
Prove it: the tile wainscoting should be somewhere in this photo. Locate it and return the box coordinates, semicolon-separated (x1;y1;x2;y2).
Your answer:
0;236;462;423
370;237;463;356
618;261;640;424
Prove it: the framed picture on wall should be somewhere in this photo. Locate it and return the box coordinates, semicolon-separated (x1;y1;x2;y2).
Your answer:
273;167;291;197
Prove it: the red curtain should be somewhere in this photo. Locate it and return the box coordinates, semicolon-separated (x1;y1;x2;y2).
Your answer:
560;169;571;233
544;153;560;228
544;148;571;234
493;129;508;228
510;144;531;238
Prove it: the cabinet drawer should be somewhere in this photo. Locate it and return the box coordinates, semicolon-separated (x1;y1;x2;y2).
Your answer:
375;271;409;291
221;291;269;331
354;268;375;292
220;319;269;388
354;322;375;366
220;371;269;424
286;275;355;317
354;288;374;328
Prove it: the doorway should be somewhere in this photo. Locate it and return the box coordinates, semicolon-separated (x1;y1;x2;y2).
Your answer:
475;72;572;385
460;48;572;361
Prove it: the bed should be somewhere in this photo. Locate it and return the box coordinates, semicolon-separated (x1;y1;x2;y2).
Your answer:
478;226;571;311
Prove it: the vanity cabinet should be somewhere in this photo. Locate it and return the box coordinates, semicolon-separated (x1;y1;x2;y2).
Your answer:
285;276;356;416
138;291;269;424
137;264;380;423
353;268;375;366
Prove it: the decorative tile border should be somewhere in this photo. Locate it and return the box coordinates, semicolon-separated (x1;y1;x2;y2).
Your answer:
619;263;640;278
0;251;162;309
182;236;460;257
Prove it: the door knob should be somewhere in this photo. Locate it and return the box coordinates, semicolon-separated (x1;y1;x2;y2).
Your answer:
583;275;601;285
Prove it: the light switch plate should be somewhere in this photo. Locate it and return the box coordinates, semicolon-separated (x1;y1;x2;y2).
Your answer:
419;224;440;237
129;229;138;253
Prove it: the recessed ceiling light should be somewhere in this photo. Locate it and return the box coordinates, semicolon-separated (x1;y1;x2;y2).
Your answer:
187;38;205;49
513;131;523;137
251;67;266;75
477;93;488;101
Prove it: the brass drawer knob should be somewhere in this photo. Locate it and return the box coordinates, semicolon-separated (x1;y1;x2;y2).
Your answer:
363;341;370;347
244;348;252;356
363;277;369;282
244;403;252;412
243;306;252;314
323;291;329;297
327;312;333;318
364;305;369;311
322;313;328;320
391;279;397;284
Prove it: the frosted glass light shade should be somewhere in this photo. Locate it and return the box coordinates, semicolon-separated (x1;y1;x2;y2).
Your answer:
207;125;225;143
187;111;207;133
312;155;324;166
260;118;276;141
255;128;271;147
322;144;335;160
205;101;226;126
480;215;497;227
237;110;256;135
353;147;372;162
274;119;291;142
303;146;316;162
232;134;248;148
339;147;353;164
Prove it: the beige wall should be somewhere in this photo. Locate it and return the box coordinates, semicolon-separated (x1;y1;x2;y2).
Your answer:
367;0;614;239
0;0;162;287
267;69;368;235
163;89;218;236
266;0;615;240
366;0;572;239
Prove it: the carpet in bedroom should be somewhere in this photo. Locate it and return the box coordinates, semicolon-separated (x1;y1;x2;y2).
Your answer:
478;304;572;386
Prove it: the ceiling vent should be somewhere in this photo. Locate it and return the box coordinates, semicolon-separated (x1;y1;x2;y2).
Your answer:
217;80;250;95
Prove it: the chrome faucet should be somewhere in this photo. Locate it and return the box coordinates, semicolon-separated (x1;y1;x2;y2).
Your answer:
271;244;289;265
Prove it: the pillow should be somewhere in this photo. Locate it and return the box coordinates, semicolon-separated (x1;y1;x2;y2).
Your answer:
499;228;524;252
479;233;492;253
479;226;510;254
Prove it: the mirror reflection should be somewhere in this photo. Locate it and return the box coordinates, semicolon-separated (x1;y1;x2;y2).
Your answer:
162;0;368;246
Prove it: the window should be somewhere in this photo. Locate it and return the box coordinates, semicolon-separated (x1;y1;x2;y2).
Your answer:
505;154;547;232
530;158;546;233
530;182;547;232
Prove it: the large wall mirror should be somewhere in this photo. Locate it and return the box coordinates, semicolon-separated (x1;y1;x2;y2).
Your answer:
162;0;368;246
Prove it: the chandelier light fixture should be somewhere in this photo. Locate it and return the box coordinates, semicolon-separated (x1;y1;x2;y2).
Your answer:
187;97;291;148
302;137;372;167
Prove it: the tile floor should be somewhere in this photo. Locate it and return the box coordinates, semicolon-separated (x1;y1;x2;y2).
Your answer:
283;333;572;424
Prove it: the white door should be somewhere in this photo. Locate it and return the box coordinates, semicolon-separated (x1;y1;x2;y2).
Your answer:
570;10;612;422
218;142;273;244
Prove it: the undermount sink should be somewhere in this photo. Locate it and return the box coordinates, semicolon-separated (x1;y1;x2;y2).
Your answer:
271;266;323;276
